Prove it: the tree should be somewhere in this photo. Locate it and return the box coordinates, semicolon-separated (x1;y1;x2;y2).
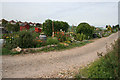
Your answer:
14;22;20;32
76;22;94;38
43;19;52;36
6;22;20;32
53;21;69;32
115;24;119;29
114;24;119;31
112;25;115;29
43;19;69;36
2;19;8;27
106;25;112;31
36;23;42;27
106;25;108;28
53;21;61;32
60;21;69;32
70;25;77;32
6;23;13;32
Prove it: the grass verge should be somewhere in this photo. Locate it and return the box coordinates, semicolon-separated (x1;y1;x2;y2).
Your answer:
75;38;119;79
1;48;20;55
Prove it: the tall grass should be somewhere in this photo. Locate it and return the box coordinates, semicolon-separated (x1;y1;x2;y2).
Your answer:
75;38;120;79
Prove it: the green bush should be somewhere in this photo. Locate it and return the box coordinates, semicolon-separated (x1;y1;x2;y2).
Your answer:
3;31;46;50
46;37;59;45
102;32;111;37
80;33;86;41
6;22;20;32
5;38;18;50
32;32;40;38
75;33;86;41
4;33;19;50
96;33;102;38
76;23;94;39
17;31;35;48
35;40;47;47
54;32;67;42
3;31;36;49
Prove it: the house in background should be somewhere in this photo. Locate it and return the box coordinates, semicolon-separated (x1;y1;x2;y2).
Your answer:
33;23;36;26
34;23;42;33
18;21;23;25
9;20;16;24
36;23;41;27
35;27;42;33
20;22;30;31
29;22;34;26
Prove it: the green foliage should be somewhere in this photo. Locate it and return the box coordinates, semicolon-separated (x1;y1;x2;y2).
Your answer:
113;24;119;31
54;32;67;42
96;33;102;38
53;21;69;32
75;33;81;41
43;19;52;36
70;25;77;33
17;31;35;48
76;23;94;39
32;32;40;38
5;37;18;50
46;37;59;45
60;21;69;32
106;25;108;28
74;33;86;41
43;19;69;36
2;48;20;55
87;46;119;78
4;31;36;49
36;40;46;47
3;31;46;50
36;43;67;52
32;41;92;53
75;38;120;79
6;22;20;32
2;48;11;55
102;32;112;37
106;25;112;32
53;21;61;32
4;33;19;50
2;19;8;27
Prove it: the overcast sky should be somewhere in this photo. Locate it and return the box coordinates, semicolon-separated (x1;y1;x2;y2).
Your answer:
0;0;119;27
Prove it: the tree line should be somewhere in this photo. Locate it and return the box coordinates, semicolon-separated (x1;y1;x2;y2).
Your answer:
1;19;119;38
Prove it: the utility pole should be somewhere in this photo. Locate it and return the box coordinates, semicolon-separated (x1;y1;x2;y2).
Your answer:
52;21;54;37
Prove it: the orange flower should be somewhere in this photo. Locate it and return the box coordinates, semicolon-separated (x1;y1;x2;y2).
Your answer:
36;40;42;43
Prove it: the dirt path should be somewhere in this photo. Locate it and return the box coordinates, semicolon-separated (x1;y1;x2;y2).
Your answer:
2;32;119;78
